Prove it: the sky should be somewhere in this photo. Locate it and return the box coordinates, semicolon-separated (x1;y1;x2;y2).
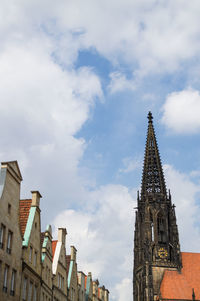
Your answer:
1;1;200;300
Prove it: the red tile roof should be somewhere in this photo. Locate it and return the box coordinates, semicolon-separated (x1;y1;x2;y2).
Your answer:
160;252;200;300
66;255;71;276
52;240;58;259
19;199;32;237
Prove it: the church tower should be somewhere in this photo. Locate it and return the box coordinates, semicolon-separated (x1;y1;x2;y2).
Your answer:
133;112;182;301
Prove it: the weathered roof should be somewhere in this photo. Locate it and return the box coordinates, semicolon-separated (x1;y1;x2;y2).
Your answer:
160;252;200;300
19;199;32;236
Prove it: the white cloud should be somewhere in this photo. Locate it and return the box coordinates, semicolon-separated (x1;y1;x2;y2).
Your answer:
161;89;200;134
53;184;135;301
115;278;132;301
2;1;200;77
0;35;102;214
119;157;142;173
53;164;200;301
164;164;200;251
108;72;136;94
1;2;200;301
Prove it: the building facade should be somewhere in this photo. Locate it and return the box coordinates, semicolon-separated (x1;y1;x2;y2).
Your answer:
20;191;42;301
0;161;23;300
0;160;109;301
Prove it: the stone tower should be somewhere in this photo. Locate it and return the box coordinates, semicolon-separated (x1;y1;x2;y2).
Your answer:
133;112;182;301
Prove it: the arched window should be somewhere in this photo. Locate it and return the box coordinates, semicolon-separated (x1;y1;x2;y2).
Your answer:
157;213;166;243
150;212;154;241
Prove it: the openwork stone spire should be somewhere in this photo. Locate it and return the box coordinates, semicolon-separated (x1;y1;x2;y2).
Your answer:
141;112;166;198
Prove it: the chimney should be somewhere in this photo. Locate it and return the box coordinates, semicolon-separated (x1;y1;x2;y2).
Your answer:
70;245;77;261
58;228;67;245
105;289;109;301
31;191;42;207
88;272;92;279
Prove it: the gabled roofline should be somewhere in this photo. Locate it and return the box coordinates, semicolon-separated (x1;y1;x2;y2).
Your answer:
52;241;62;275
2;160;23;181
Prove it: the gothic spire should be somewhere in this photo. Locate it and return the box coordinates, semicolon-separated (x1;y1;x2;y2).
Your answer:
141;112;167;198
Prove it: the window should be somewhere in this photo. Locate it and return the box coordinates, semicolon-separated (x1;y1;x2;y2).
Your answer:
0;224;5;249
33;251;37;267
48;268;50;284
33;285;37;301
0;261;2;282
7;231;12;254
157;214;166;243
57;273;64;289
8;203;11;214
29;246;33;262
3;265;9;293
22;277;27;300
150;213;154;242
28;282;33;301
10;269;16;296
61;276;63;289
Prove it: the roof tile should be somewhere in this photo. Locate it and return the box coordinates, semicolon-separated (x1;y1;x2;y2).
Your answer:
52;240;58;259
19;199;32;237
160;252;200;300
66;255;71;276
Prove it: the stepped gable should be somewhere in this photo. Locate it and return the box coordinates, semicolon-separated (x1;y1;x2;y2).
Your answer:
19;199;32;236
160;252;200;300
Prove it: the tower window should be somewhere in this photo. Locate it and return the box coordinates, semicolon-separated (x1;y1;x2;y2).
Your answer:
157;215;166;243
151;222;154;241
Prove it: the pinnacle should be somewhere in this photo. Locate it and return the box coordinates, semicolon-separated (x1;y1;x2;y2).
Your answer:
141;112;167;198
147;111;153;123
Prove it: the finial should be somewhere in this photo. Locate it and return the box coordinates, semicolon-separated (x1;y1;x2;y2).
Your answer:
147;111;153;123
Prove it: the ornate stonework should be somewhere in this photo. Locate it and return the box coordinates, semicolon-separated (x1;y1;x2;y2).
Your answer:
133;112;182;301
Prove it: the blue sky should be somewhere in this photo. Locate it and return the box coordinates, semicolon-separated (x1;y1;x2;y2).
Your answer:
1;1;200;300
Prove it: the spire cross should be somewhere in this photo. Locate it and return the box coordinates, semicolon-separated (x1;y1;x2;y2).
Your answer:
148;111;153;123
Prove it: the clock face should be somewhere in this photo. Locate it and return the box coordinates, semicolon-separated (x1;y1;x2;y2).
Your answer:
158;247;168;258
